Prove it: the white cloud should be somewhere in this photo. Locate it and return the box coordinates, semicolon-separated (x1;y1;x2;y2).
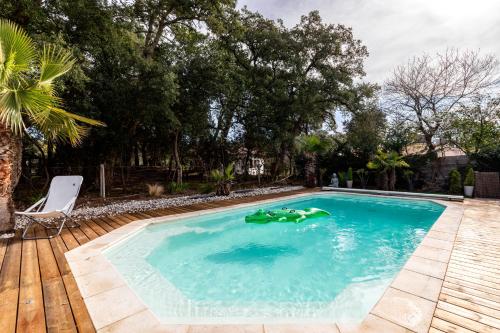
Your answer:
238;0;500;84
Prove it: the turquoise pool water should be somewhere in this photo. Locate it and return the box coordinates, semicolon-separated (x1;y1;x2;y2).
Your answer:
105;194;444;323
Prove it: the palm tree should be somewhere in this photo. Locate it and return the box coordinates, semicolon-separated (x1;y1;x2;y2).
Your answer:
296;134;331;187
211;163;235;196
0;20;103;234
367;150;409;191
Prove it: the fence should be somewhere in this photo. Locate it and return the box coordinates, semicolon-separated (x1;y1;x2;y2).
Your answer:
475;172;500;198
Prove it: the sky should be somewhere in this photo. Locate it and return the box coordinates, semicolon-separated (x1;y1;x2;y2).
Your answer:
237;0;500;84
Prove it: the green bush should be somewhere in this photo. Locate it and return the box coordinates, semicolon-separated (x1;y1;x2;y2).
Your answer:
338;171;346;187
464;167;475;186
448;169;462;194
167;182;188;194
347;167;353;181
198;183;215;194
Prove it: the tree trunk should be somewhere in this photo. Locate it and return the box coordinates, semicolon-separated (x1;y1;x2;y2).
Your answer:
173;130;182;184
378;171;389;191
0;124;22;234
304;153;317;187
389;168;396;191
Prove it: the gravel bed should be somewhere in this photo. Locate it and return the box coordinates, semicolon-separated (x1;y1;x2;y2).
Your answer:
15;186;303;229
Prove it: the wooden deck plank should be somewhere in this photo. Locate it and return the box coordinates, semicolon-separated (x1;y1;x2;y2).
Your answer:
133;212;154;219
0;238;22;333
121;213;141;221
83;220;108;237
438;300;500;330
443;281;500;304
68;226;90;246
434;308;498;332
16;229;46;333
77;222;100;241
35;227;77;333
91;218;115;233
61;273;95;333
99;216;121;229
448;259;500;276
46;228;95;333
107;216;128;226
431;316;476;333
0;239;8;269
59;228;80;252
439;293;500;322
448;265;500;286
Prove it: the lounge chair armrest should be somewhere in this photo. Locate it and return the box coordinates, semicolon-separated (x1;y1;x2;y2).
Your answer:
60;197;78;215
17;197;46;214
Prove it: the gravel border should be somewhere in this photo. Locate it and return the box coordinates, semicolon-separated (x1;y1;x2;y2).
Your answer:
15;186;304;229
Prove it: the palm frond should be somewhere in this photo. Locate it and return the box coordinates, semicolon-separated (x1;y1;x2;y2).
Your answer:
0;19;35;73
48;107;106;126
0;19;103;145
0;91;23;133
39;45;75;86
33;107;89;145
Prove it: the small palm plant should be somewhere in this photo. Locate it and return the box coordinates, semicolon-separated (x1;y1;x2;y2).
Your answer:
296;134;331;187
367;150;409;191
211;163;235;196
356;168;369;189
0;20;104;234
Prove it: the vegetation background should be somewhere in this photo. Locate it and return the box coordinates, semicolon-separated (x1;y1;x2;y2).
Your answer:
1;0;498;210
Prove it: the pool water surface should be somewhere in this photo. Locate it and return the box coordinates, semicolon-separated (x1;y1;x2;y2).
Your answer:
105;194;444;323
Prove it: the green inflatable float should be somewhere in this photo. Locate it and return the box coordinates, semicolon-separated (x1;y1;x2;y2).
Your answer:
245;207;330;224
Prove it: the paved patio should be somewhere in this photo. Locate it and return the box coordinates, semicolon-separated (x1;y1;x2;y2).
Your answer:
0;191;499;333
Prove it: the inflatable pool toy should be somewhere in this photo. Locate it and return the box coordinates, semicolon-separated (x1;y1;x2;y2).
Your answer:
245;208;330;224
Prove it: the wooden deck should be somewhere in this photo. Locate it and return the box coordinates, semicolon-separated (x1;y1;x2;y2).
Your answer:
430;200;500;333
1;190;499;333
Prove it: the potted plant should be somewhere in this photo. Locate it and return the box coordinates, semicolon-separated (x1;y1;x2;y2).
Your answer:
463;167;475;197
346;167;353;188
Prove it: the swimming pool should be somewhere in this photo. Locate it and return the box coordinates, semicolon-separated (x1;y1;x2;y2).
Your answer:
105;194;444;324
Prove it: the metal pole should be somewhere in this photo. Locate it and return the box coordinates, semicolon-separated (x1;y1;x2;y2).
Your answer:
99;164;106;198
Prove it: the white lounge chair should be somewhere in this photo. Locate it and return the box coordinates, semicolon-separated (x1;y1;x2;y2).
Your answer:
16;176;83;240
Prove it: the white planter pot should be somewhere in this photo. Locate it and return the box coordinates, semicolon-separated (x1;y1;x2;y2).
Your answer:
464;186;474;197
347;180;353;188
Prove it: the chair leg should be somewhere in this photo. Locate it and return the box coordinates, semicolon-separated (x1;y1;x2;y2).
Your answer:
22;219;35;240
22;217;73;240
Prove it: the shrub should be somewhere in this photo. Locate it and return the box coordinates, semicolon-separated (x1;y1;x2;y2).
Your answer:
347;167;353;181
199;183;215;194
464;167;475;186
147;183;164;197
211;163;235;196
448;169;462;194
167;182;188;194
356;168;369;189
338;171;346;187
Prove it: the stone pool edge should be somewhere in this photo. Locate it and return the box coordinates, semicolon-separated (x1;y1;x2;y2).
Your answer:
64;192;464;333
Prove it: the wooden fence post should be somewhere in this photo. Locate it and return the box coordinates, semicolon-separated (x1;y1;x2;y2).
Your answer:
100;163;106;198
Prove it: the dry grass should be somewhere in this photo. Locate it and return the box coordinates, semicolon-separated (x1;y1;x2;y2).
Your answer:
146;183;164;197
